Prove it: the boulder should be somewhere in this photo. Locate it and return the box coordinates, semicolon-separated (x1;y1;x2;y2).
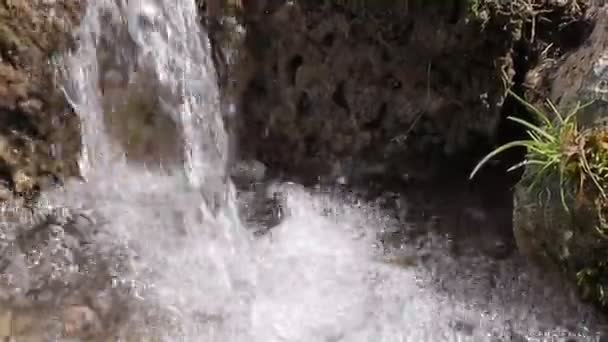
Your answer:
0;204;137;340
0;0;84;197
513;5;608;310
228;0;591;184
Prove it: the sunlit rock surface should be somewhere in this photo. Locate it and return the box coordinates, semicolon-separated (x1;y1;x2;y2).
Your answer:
0;0;84;195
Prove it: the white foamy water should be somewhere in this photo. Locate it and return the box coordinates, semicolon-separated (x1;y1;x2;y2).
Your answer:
36;0;607;341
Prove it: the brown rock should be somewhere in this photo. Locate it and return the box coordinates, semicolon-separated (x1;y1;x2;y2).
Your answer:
62;304;102;339
0;0;85;196
0;308;11;336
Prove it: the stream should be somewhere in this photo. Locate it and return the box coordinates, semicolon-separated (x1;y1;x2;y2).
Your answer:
14;0;608;340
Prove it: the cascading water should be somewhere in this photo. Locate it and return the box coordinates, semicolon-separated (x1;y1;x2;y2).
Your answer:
19;0;607;341
48;0;255;339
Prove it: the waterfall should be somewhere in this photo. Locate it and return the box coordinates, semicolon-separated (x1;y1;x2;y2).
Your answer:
14;0;603;340
50;0;256;339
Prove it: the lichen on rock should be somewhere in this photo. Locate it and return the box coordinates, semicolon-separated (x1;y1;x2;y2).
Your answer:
0;0;84;198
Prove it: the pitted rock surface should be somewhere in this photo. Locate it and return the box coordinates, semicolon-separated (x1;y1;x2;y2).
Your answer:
0;205;137;339
515;5;608;261
213;1;591;186
228;2;503;182
0;0;84;196
546;6;608;127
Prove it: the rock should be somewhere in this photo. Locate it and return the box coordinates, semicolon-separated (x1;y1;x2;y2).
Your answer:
101;69;184;170
9;303;65;339
17;99;43;116
11;310;42;336
11;170;33;194
64;213;95;243
230;159;267;187
0;205;139;340
513;6;608;310
61;304;102;339
0;183;13;202
0;0;84;196
229;0;590;184
0;308;11;336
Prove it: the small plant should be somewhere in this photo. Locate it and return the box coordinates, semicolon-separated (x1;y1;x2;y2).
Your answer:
469;90;600;211
466;0;489;25
471;92;608;309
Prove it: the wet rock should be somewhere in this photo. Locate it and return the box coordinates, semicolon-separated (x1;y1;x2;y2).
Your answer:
0;204;138;339
61;304;103;339
0;309;10;336
0;0;84;196
17;99;43;116
101;69;184;170
513;6;608;311
231;159;267;187
448;319;475;336
11;170;33;194
0;183;13;202
237;180;284;233
230;1;589;184
10;307;60;338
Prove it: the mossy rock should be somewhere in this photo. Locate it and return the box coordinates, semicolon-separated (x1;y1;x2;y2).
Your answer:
514;166;608;287
513;6;608;311
514;148;608;308
0;0;85;197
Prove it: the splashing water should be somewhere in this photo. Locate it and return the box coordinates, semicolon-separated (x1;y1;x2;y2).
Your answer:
32;0;608;341
52;0;254;339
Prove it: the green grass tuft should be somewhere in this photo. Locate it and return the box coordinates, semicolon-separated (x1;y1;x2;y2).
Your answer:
470;90;601;211
469;91;608;310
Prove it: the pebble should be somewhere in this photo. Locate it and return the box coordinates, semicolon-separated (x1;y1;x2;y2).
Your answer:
231;159;267;185
0;184;11;203
11;171;33;194
17;99;43;116
61;305;102;338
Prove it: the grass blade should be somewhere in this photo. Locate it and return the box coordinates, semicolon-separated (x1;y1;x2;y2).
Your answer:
507;159;552;172
470;140;533;179
564;99;596;122
507;116;556;142
525;161;557;193
546;99;564;124
507;89;552;128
